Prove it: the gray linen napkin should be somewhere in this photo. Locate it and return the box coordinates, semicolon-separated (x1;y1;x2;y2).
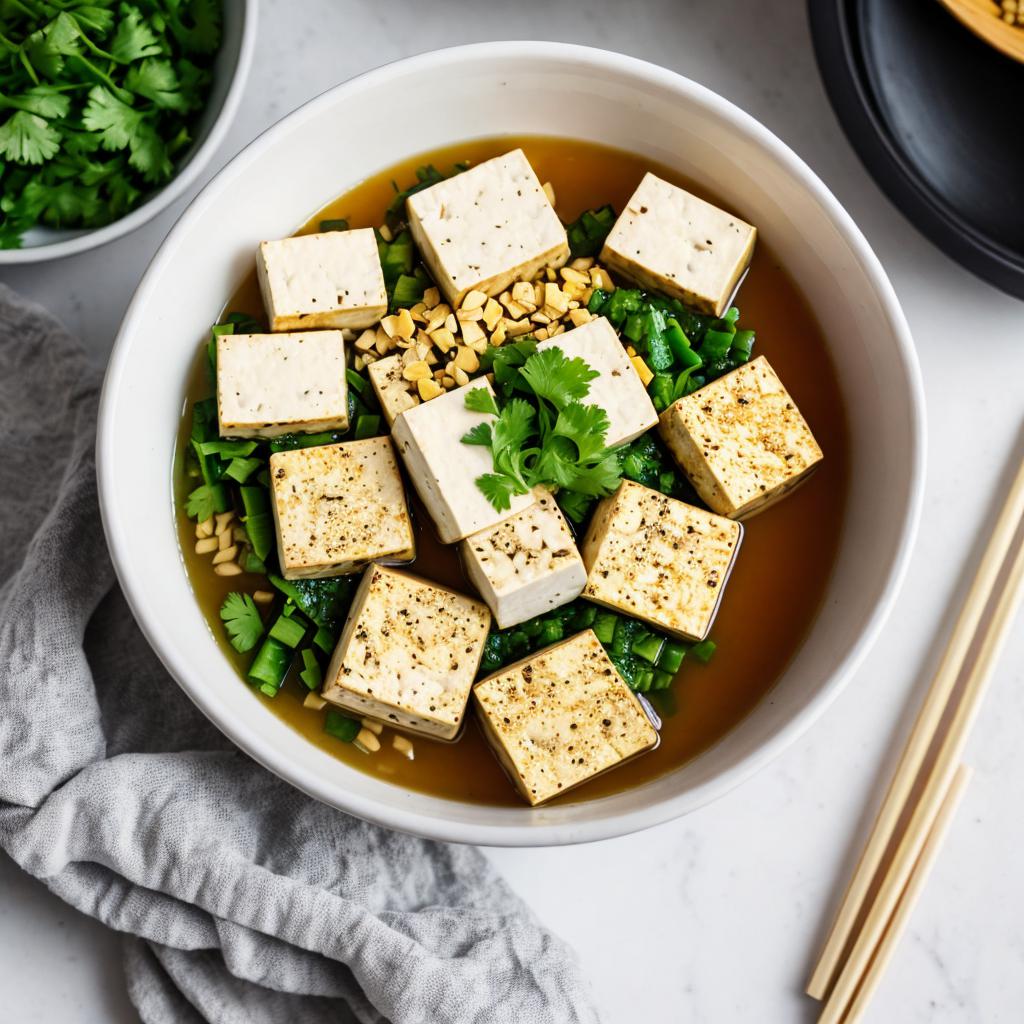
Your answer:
0;285;599;1024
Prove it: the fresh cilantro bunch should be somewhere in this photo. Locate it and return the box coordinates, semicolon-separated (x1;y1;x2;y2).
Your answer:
0;1;223;248
461;342;624;511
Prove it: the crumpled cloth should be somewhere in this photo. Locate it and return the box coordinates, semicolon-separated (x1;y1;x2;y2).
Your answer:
0;285;598;1024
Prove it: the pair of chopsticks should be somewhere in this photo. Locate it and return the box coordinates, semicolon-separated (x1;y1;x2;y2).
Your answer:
806;456;1024;1022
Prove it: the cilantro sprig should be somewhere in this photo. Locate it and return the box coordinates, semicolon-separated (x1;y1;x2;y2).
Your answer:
0;1;222;248
461;344;624;511
219;592;264;654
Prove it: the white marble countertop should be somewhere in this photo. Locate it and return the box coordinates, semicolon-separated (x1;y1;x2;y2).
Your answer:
3;1;1024;1021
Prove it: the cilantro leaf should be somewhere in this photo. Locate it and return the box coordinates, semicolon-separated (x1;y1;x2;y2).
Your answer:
4;86;72;120
552;403;612;463
185;484;218;521
491;398;535;457
125;59;186;111
0;112;60;164
461;422;493;447
110;8;162;63
462;343;625;512
463;386;499;417
219;593;265;654
475;473;524;513
72;6;117;35
82;86;142;150
128;123;173;183
168;0;223;55
519;346;598;409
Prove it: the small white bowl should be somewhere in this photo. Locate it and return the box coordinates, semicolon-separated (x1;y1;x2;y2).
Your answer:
98;43;925;847
0;0;257;265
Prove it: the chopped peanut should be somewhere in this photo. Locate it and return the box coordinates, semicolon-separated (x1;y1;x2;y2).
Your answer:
460;319;487;347
461;289;488;311
631;355;654;387
453;346;480;373
417;377;444;400
402;360;431;382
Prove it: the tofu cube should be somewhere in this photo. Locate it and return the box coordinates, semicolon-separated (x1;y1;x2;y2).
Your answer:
473;629;659;805
269;437;415;579
216;331;348;438
366;353;419;426
322;564;491;740
581;479;741;641
406;149;569;307
538;316;658;447
460;490;587;629
601;173;756;317
391;379;535;543
256;229;387;332
658;355;823;519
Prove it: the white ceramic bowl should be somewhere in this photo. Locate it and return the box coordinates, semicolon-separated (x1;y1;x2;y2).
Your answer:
98;43;925;846
0;0;257;265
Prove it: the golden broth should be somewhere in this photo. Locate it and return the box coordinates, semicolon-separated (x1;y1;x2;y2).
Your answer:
174;137;850;807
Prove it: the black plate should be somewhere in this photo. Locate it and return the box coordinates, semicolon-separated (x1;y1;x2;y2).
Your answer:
809;0;1024;299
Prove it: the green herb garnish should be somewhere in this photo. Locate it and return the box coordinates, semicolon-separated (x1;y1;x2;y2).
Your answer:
564;204;616;258
460;346;624;512
0;1;223;248
219;592;264;654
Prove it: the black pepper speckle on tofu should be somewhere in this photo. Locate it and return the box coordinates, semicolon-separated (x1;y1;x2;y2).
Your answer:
657;355;824;520
580;480;741;642
473;630;658;805
321;565;491;740
268;437;415;579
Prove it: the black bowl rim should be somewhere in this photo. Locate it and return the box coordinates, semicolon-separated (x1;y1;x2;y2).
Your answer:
808;0;1024;300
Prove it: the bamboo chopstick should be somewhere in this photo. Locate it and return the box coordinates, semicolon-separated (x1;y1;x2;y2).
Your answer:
807;457;1024;1000
816;527;1024;1024
841;765;972;1024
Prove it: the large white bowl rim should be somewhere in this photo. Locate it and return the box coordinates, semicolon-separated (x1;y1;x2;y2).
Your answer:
97;42;925;846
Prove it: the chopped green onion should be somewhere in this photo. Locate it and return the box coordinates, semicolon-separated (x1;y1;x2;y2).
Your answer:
269;614;306;649
391;273;425;310
194;439;258;459
657;640;688;674
565;204;616;258
631;633;664;664
224;457;263;483
651;668;675;690
247;637;292;696
319;218;350;232
299;648;322;690
691;640;717;664
592;611;618;645
324;709;360;743
312;625;336;655
240;486;273;561
354;414;381;440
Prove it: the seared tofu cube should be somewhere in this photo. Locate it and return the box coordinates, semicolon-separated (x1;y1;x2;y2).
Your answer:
601;173;756;317
538;316;657;447
658;355;823;519
256;229;387;332
406;149;569;307
473;629;658;805
391;379;535;543
581;479;741;641
216;330;348;438
366;353;419;426
322;565;490;740
460;490;586;629
269;437;414;579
